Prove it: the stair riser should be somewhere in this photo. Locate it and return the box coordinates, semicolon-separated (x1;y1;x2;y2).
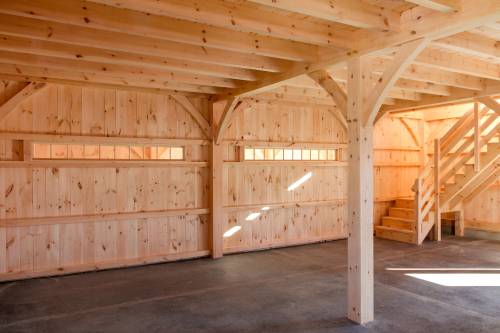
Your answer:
394;199;415;209
389;208;415;219
375;228;416;244
382;218;415;230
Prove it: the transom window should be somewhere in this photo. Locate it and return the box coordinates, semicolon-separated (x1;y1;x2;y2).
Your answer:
32;143;184;160
244;147;338;161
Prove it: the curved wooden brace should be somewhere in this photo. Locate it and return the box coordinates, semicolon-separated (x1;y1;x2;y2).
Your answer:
308;70;347;121
366;38;430;126
170;94;211;139
399;117;421;147
214;98;252;144
0;82;48;121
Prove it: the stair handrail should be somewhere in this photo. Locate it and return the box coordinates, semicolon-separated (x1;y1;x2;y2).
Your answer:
412;102;500;244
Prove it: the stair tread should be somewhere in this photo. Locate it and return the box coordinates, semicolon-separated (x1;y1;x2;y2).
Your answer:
382;216;413;222
375;225;414;234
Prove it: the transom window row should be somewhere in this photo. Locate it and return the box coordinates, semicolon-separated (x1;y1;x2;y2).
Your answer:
32;143;184;160
244;147;339;161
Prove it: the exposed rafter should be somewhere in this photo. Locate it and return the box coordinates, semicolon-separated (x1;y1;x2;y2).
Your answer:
382;79;500;113
247;0;401;31
0;14;292;73
87;0;352;48
0;0;321;62
220;0;500;99
405;0;461;13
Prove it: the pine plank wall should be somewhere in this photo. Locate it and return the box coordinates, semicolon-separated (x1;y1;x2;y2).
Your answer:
0;81;493;281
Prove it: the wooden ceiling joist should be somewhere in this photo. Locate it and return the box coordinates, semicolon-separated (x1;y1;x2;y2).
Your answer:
414;47;500;80
433;32;500;62
247;0;401;31
370;59;485;90
0;14;292;73
0;63;224;94
0;50;243;89
87;0;352;48
381;79;500;112
0;0;322;62
222;0;500;99
0;81;47;120
0;35;261;82
405;0;461;13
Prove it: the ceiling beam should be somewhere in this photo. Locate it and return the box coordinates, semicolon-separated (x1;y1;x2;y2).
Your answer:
87;0;352;48
0;0;321;62
370;59;485;90
0;34;260;81
0;63;224;94
433;32;500;62
0;73;206;98
0;50;243;89
414;47;500;80
405;0;461;13
247;0;400;31
219;0;500;99
0;82;48;120
0;14;292;73
381;79;500;112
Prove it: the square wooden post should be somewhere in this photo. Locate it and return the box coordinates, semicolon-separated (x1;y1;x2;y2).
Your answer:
346;57;374;324
210;101;225;259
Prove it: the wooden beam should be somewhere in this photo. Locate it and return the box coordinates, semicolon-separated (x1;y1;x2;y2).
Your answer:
220;0;500;98
0;62;223;94
346;56;374;325
247;0;400;31
405;0;461;13
170;94;212;139
414;47;500;81
0;82;47;120
0;50;242;88
0;14;292;73
0;34;260;81
476;96;500;116
381;79;500;113
433;32;500;62
87;0;352;48
0;0;320;62
433;138;441;241
367;38;430;125
210;102;225;259
474;102;480;172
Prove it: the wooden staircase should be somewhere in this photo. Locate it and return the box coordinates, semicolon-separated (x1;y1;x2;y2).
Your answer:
376;97;500;244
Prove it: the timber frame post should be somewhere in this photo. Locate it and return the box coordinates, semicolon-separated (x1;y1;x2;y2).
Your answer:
346;38;429;324
346;56;375;324
209;100;225;259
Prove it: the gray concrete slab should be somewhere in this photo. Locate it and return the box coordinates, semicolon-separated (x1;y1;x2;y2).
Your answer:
1;236;499;333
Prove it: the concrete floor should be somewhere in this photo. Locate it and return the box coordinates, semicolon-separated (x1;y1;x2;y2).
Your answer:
1;237;500;333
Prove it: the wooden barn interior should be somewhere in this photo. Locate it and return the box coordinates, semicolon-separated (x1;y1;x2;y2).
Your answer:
0;0;499;332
